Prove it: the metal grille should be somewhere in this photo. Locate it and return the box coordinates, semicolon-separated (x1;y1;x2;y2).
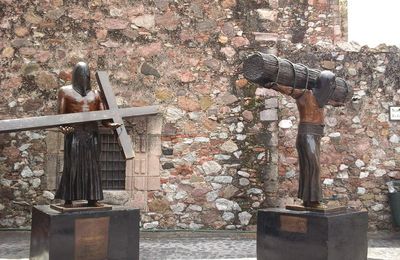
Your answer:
99;129;126;190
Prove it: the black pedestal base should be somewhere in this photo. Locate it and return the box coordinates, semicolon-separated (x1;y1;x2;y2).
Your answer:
30;205;139;260
257;208;368;260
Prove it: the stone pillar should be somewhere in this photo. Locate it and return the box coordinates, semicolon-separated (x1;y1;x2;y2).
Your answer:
260;91;280;207
45;129;63;190
125;116;162;210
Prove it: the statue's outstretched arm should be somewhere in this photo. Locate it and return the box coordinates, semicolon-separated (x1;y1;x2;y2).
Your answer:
267;83;304;99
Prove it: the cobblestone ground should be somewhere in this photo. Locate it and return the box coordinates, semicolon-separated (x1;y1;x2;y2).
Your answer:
140;232;256;260
0;231;399;260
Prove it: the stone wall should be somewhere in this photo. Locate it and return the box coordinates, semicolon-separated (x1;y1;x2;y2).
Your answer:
0;0;398;231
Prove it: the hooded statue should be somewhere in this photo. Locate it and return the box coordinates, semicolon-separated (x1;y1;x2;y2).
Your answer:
55;62;104;207
72;62;91;96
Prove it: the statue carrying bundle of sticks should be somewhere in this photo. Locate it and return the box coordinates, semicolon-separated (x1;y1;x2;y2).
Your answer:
243;52;353;210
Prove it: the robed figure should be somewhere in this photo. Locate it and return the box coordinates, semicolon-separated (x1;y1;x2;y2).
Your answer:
55;62;117;207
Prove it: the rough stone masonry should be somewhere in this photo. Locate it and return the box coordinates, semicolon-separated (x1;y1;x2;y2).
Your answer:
0;0;399;231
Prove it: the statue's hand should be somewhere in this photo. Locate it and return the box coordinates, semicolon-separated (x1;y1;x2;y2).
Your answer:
59;126;74;134
265;82;278;89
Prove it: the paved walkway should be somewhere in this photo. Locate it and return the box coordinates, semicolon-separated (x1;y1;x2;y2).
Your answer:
0;230;399;260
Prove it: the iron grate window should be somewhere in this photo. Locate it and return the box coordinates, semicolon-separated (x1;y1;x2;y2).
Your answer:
99;129;126;190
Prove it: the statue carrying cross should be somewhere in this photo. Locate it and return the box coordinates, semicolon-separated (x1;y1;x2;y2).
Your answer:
0;62;159;208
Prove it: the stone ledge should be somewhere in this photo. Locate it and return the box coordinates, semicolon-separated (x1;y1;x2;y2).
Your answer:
102;190;131;205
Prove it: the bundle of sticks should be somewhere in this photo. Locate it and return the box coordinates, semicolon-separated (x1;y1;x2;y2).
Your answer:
242;52;353;104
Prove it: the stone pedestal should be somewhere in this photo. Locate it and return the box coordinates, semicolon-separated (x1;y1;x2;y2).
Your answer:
257;208;368;260
30;205;139;260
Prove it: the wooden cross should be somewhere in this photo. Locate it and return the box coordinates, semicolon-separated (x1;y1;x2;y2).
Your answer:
0;71;160;159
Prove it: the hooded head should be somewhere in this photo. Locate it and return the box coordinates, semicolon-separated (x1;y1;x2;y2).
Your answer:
313;70;336;108
72;62;91;96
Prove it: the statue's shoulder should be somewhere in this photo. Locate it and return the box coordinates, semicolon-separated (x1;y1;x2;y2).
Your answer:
59;85;77;98
59;85;73;92
92;89;102;98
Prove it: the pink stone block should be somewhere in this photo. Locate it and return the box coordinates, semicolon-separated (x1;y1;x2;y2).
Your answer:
253;32;279;42
147;177;161;191
134;177;146;190
334;25;341;36
125;176;134;191
148;135;162;156
129;191;148;210
260;109;278;122
125;159;134;177
147;154;160;176
133;158;147;175
269;0;279;9
147;116;163;135
255;88;278;97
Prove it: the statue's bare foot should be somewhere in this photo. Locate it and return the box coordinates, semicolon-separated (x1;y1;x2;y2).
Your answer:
303;201;327;209
64;200;73;207
87;200;103;207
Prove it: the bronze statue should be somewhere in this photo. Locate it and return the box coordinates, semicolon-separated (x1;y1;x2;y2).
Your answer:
55;62;119;207
0;64;160;211
267;71;338;208
243;53;352;209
